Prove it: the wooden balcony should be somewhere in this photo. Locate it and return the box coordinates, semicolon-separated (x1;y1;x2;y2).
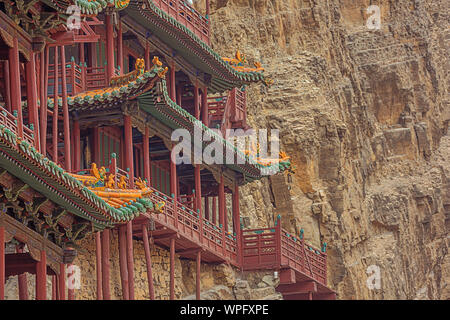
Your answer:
151;0;210;44
242;217;330;292
207;87;248;132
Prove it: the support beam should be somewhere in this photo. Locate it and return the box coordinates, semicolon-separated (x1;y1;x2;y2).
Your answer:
26;53;40;151
73;120;81;171
40;47;49;153
204;196;209;221
58;264;66;300
143;126;150;185
0;226;4;300
196;250;201;300
4;61;11;112
201;86;208;126
36;250;47;300
124;115;134;188
170;61;176;101
126;221;135;299
279;268;296;285
118;225;129;300
52;46;59;163
101;229;111;300
14;245;28;300
60;46;71;171
232;183;241;264
117;19;123;75
52;275;57;300
194;81;200;119
9;37;23;137
105;13;115;82
212;197;217;225
169;236;175;300
142;224;155;300
277;281;317;296
145;42;150;70
95;232;103;300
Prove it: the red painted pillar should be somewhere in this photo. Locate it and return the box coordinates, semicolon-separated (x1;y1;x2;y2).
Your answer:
196;250;201;300
194;81;200;119
36;250;47;300
59;263;66;300
101;229;111;300
79;43;86;91
170;143;178;226
118;225;129;300
73;120;81;171
105;13;115;82
145;43;150;71
233;183;242;265
95;231;103;300
60;46;71;171
52;46;59;163
14;245;28;300
4;61;11;112
212;197;217;225
126;221;135;299
169;237;175;300
9;37;23;137
26;53;40;150
170;61;176;101
204;196;209;220
0;226;4;300
219;175;225;253
52;275;57;300
117;19;123;75
142;224;155;300
195;165;203;244
201;86;208;126
143;126;150;185
176;84;182;106
40;48;49;153
124;115;134;188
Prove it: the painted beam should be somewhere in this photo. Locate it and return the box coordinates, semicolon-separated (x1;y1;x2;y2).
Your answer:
277;281;317;295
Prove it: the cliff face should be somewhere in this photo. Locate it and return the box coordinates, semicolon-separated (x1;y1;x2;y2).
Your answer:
202;0;449;299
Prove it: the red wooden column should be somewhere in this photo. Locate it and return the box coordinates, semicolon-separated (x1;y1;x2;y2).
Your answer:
204;196;209;221
16;245;28;300
0;226;4;300
52;275;57;300
170;143;178;226
169;236;175;300
124;115;134;188
144;126;151;185
212;197;217;225
126;221;135;299
118;225;129;300
26;53;40;150
194;81;200;119
101;229;111;300
3;61;11;112
60;46;71;171
145;43;150;71
36;250;47;300
73;120;81;171
105;13;115;82
117;19;123;75
9;37;23;137
52;46;59;163
95;232;103;300
176;84;182;106
201;86;208;126
232;182;242;265
195;165;203;243
59;263;66;300
170;61;176;101
142;224;155;300
218;175;225;252
196;250;201;300
40;48;49;153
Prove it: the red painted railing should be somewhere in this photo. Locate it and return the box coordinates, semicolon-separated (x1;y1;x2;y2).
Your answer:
242;218;327;286
47;62;83;95
151;0;210;44
0;104;35;146
207;88;247;132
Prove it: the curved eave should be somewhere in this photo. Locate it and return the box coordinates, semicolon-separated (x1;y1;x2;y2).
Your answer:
126;0;265;93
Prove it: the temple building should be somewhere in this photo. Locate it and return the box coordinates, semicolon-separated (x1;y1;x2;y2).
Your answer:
0;0;334;300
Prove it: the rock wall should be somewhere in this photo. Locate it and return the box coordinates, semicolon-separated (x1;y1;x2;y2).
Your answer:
199;0;449;299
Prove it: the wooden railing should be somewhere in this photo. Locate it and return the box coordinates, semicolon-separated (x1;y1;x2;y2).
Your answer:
242;218;327;286
207;88;247;132
0;105;35;147
47;62;83;96
85;66;107;90
151;0;210;44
